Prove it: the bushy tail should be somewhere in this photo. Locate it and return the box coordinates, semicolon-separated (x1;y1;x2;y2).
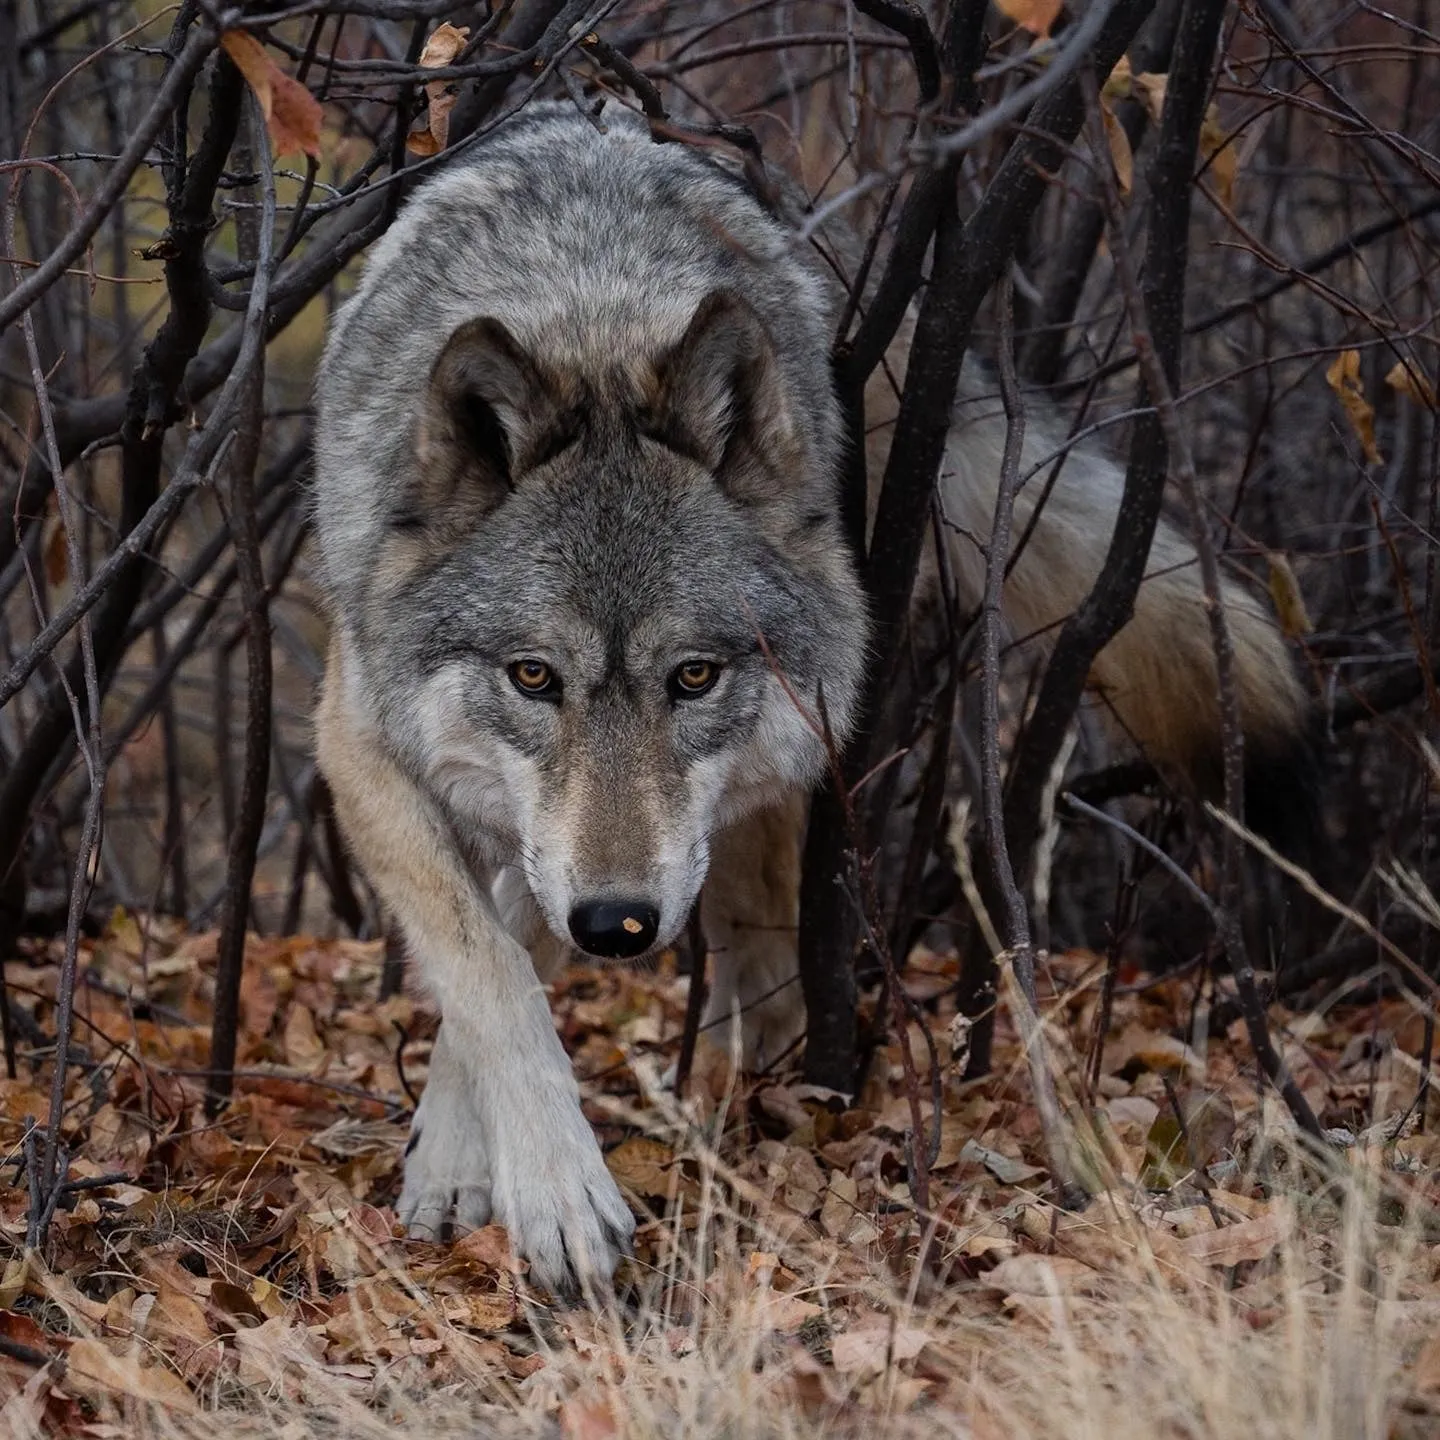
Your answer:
938;367;1316;848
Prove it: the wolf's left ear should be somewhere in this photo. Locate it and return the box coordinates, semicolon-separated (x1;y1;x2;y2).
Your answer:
409;318;576;524
651;292;802;504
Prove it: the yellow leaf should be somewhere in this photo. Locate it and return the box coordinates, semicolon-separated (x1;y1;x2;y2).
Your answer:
1385;359;1437;410
993;0;1064;38
1200;103;1237;208
1326;349;1383;465
1102;104;1133;195
1102;55;1133;103
1267;552;1313;638
221;31;323;160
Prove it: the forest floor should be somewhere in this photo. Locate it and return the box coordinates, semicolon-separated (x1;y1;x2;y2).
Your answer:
0;917;1436;1438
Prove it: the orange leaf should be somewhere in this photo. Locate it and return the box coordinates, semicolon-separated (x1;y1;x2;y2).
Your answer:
1326;349;1383;465
993;0;1063;38
1200;103;1238;208
221;30;322;160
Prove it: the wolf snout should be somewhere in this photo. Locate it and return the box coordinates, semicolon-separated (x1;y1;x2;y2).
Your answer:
568;898;660;959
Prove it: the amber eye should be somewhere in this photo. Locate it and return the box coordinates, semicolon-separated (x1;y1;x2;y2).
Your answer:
671;660;720;699
509;659;559;698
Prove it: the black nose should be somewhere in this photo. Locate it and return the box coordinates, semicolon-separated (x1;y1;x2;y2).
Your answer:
568;899;660;959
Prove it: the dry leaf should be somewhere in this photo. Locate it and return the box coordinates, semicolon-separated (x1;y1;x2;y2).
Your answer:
1134;70;1167;122
407;22;471;157
221;31;323;159
1180;1199;1292;1266
1266;552;1313;638
560;1393;621;1440
985;1253;1100;1296
606;1135;697;1202
1326;349;1383;465
66;1338;197;1411
992;0;1063;38
1385;359;1437;410
959;1139;1047;1185
1199;103;1238;208
830;1318;930;1376
1102;104;1134;195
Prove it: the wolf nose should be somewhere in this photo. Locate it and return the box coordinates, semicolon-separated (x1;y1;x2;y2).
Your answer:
568;899;660;959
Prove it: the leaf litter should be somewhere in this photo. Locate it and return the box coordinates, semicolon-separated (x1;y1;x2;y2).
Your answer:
0;920;1436;1437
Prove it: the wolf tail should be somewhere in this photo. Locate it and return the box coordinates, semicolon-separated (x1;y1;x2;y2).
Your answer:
937;370;1317;851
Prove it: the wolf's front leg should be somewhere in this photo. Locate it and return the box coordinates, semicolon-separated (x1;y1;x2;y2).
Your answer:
317;650;633;1293
700;794;807;1071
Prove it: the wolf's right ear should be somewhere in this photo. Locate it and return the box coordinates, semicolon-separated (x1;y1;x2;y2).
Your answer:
403;318;574;527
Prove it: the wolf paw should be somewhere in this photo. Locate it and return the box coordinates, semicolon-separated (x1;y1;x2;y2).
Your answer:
486;1103;635;1296
397;1091;492;1240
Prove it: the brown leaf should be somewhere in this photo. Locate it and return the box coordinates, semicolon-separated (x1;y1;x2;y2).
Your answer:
452;1223;522;1273
1385;359;1437;410
830;1317;930;1376
221;31;322;159
283;1003;325;1070
1180;1199;1292;1266
1133;70;1167;123
1101;104;1133;196
66;1338;196;1411
992;0;1063;38
985;1253;1100;1296
406;22;470;157
43;518;68;587
605;1136;695;1202
1326;349;1382;465
1199;103;1238;208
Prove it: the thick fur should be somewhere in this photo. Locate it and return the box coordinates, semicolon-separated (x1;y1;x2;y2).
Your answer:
313;103;1307;1291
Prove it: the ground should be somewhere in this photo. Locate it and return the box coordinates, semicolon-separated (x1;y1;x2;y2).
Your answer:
0;918;1436;1438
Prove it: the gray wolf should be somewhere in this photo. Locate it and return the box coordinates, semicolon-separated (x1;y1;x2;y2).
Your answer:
312;102;1308;1292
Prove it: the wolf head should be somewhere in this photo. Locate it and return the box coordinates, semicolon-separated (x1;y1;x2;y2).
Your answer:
355;292;867;959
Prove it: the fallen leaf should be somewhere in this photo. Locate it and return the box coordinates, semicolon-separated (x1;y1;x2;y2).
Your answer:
985;1253;1100;1296
66;1338;196;1411
1180;1199;1292;1266
830;1318;930;1376
605;1135;696;1202
959;1138;1047;1186
1326;349;1382;465
221;30;323;159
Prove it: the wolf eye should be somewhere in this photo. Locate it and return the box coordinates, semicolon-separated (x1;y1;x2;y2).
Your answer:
671;660;720;699
509;659;559;699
